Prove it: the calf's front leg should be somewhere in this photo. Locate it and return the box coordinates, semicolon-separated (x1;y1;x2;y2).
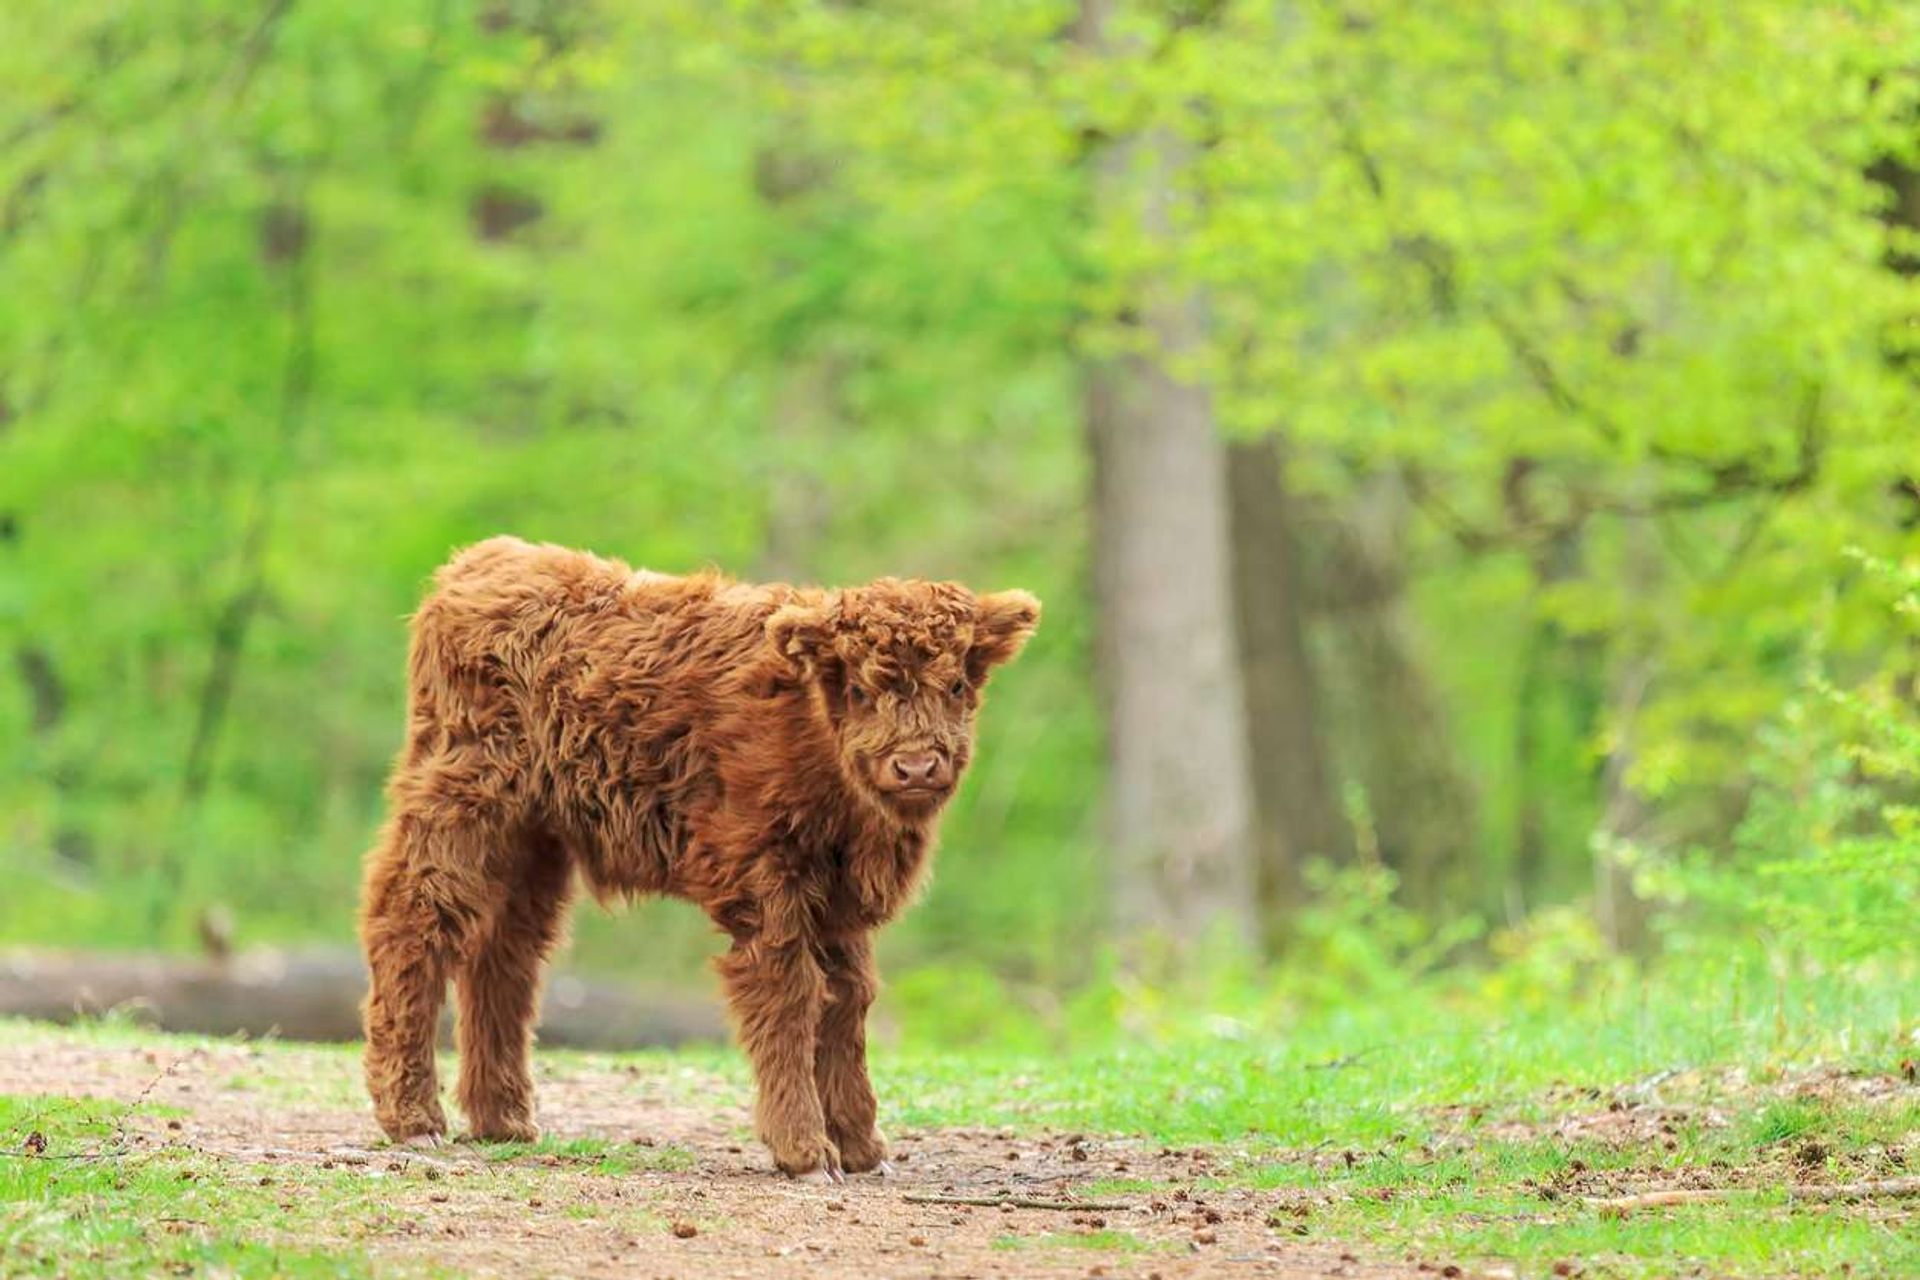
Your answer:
717;936;840;1180
815;933;888;1173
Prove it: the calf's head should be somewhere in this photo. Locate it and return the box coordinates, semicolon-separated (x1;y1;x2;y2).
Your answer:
768;579;1040;820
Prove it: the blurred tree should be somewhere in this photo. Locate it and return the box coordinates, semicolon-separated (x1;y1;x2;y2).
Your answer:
1188;0;1920;924
1310;475;1479;911
1078;0;1257;949
4;0;1920;978
1226;437;1350;934
748;129;842;582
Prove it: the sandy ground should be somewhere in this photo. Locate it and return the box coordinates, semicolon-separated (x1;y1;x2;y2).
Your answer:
0;1032;1437;1280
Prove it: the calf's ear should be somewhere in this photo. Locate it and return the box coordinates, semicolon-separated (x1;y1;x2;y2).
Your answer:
968;590;1041;680
767;603;831;676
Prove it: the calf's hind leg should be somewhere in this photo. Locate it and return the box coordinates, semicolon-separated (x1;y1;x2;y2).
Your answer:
454;840;573;1143
360;815;491;1144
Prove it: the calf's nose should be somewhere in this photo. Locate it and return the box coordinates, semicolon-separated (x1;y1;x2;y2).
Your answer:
888;751;946;787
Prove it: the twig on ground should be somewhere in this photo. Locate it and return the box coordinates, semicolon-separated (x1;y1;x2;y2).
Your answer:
1587;1177;1920;1214
1306;1044;1393;1072
1620;1066;1685;1102
902;1193;1134;1211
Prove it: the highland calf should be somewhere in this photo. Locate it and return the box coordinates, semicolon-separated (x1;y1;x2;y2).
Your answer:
359;536;1039;1179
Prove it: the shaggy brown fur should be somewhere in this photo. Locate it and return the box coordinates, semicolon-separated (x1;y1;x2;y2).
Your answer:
358;536;1039;1179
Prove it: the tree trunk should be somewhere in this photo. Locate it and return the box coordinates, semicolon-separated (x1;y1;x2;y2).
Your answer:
14;642;92;867
1592;656;1653;951
1087;354;1257;948
1077;0;1255;947
1308;476;1478;913
1510;528;1605;915
1592;516;1661;952
1227;436;1351;937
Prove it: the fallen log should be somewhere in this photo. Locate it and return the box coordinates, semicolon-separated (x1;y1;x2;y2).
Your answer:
0;947;725;1050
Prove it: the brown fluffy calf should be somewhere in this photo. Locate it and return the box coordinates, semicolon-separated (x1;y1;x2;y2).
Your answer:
359;536;1039;1179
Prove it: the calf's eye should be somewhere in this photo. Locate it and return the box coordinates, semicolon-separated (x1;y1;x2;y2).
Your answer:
949;678;967;698
848;685;870;707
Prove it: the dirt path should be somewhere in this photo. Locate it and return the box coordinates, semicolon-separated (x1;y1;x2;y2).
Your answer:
2;1031;1423;1280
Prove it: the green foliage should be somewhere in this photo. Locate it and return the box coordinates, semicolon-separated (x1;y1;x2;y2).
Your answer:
1639;551;1920;962
1276;863;1486;1006
5;0;1920;976
0;0;1091;969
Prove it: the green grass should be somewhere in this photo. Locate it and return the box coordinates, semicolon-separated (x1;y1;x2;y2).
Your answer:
1748;1098;1828;1147
865;952;1916;1279
1222;1092;1918;1269
0;1096;380;1278
0;1089;701;1278
992;1227;1175;1253
873;965;1913;1148
480;1134;696;1175
0;948;1912;1278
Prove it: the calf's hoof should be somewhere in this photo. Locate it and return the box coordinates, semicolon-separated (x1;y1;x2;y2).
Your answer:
835;1127;889;1174
768;1131;843;1182
464;1114;541;1144
376;1100;448;1145
793;1165;846;1185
